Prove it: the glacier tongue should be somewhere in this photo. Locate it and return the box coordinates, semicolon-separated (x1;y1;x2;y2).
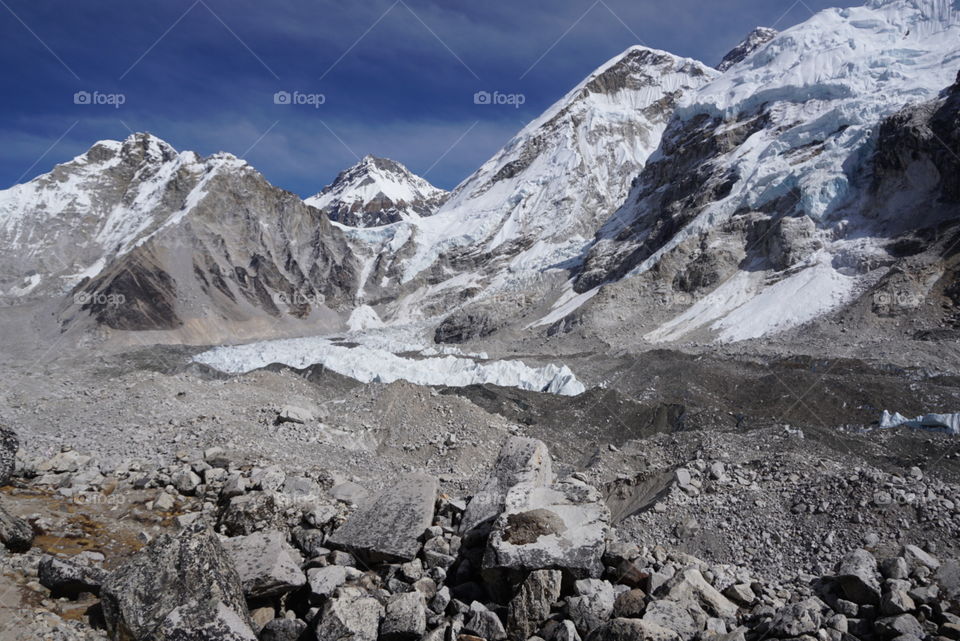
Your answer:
194;333;586;396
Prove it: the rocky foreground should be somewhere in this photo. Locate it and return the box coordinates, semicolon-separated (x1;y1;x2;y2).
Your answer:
0;424;959;641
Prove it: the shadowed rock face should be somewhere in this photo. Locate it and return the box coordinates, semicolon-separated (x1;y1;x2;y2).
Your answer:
716;27;778;72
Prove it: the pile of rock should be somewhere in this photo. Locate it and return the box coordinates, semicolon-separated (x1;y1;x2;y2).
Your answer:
3;428;960;641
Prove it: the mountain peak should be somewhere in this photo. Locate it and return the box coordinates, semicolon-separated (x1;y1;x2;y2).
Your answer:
717;26;778;72
305;156;447;228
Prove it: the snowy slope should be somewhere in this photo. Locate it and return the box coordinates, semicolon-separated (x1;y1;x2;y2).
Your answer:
568;0;960;343
305;155;447;228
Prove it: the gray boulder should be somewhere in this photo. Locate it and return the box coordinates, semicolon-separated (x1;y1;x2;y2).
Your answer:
0;424;17;485
768;597;825;637
0;499;32;552
484;478;609;579
259;618;307;641
218;491;291;536
38;555;106;597
154;600;257;640
381;591;427;640
875;614;925;639
642;600;700;641
464;601;508;640
663;568;738;618
837;548;882;605
586;618;681;641
508;569;562;640
327;473;438;563
567;579;617;637
100;524;254;641
222;530;306;599
314;591;384;641
308;565;353;603
461;437;553;537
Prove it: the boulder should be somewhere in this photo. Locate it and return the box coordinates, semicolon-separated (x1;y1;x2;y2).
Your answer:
508;569;562;640
484;478;609;579
381;591;427;640
567;579;617;637
314;592;384;641
327;473;438;563
902;544;940;572
0;424;17;485
837;548;882;605
612;589;647;618
464;601;508;641
768;598;825;637
663;568;738;618
0;499;33;552
307;565;353;603
222;530;306;599
38;555;107;597
875;614;925;639
217;491;291;536
276;405;315;425
642;600;700;641
461;437;553;537
259;618;308;641
154;600;257;640
100;524;254;641
586;618;681;641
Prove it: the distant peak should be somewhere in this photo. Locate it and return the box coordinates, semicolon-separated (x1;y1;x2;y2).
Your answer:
717;26;778;72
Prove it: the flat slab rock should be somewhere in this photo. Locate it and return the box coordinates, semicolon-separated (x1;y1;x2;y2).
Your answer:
484;477;610;579
222;529;306;599
328;473;439;563
461;436;553;536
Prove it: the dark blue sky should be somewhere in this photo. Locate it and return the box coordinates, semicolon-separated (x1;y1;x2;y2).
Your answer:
1;0;857;195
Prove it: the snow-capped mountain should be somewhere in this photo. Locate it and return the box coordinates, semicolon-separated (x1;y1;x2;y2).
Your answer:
564;0;960;343
353;46;717;328
0;134;240;300
716;27;777;71
304;155;447;228
0;133;362;341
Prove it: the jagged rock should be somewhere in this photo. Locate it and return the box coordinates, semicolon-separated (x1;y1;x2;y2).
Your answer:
461;437;553;537
307;565;353;603
837;548;882;605
722;583;755;606
0;424;17;485
222;530;306;599
217;491;290;536
464;601;508;641
881;557;909;580
903;544;940;572
154;600;258;640
768;597;825;637
0;499;32;552
663;568;738;618
484;478;609;579
875;614;925;639
38;555;106;597
508;569;562;640
171;466;201;495
555;620;583;641
100;524;254;641
612;589;647;618
381;591;427;640
567;579;617;637
314;591;384;641
881;589;915;615
937;560;960;598
275;405;314;425
327;473;438;563
586;618;681;641
330;481;368;505
259;618;307;641
642;600;699;641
